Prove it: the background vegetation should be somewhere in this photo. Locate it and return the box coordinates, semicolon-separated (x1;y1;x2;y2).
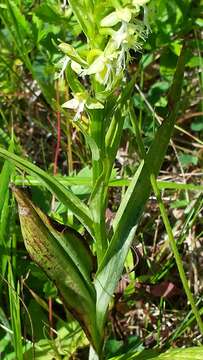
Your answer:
0;0;202;359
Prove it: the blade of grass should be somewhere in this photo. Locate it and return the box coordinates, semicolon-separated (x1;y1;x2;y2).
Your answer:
150;173;203;335
0;141;14;215
167;299;203;345
152;195;203;283
2;0;32;70
7;263;23;360
0;2;56;107
157;181;203;192
0;191;11;282
12;175;203;192
0;140;14;283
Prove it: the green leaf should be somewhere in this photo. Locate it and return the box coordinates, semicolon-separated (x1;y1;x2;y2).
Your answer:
24;324;88;360
160;49;178;78
0;148;94;236
68;0;95;41
108;346;203;360
35;3;65;25
0;141;14;215
191;120;203;132
8;263;23;360
12;187;101;353
154;347;203;360
105;336;143;359
5;0;31;37
71;166;92;195
0;141;14;280
11;175;203;192
179;153;198;167
66;62;86;94
2;0;32;69
46;217;95;284
186;56;201;68
95;107;176;328
94;45;187;332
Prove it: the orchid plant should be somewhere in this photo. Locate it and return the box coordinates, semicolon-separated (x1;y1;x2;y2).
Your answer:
0;0;188;359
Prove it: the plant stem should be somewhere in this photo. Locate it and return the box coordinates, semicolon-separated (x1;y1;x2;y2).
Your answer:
150;173;203;335
66;118;73;174
54;79;61;176
129;102;146;159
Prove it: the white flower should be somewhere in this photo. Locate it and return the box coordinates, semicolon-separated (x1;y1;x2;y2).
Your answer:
112;22;129;49
110;19;147;72
133;0;150;6
83;53;116;86
62;93;86;121
71;60;82;75
100;8;132;27
62;93;103;121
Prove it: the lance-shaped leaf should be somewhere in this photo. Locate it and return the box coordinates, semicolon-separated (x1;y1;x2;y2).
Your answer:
68;0;95;41
94;45;187;333
0;141;14;216
12;186;102;353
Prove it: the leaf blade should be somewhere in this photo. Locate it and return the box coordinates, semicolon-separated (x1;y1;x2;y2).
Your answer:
0;148;94;235
12;187;101;352
94;45;187;332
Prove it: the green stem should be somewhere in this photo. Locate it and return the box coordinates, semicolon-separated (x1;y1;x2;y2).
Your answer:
129;103;146;159
150;173;203;335
89;110;108;263
90;110;104;183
